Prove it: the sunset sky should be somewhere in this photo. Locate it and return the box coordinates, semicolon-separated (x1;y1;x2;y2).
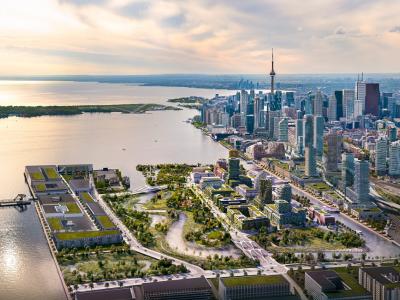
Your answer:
1;0;400;75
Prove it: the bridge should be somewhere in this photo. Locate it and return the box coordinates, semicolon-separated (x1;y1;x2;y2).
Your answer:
0;194;32;208
130;185;168;195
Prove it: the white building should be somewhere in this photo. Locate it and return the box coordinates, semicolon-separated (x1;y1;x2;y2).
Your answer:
389;141;400;176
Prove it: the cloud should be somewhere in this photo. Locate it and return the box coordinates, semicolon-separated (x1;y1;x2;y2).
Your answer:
1;0;400;74
161;13;186;28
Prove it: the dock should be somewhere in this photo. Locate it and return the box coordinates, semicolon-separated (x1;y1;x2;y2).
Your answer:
0;194;32;208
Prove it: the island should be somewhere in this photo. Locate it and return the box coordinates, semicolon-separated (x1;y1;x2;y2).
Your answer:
0;103;181;118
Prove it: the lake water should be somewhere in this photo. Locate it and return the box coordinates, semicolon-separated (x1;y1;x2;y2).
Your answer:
0;81;229;300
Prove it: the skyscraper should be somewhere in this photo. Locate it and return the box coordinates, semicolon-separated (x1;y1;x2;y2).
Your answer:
354;75;366;117
269;48;276;95
327;94;337;122
278;117;289;142
254;96;264;130
375;136;388;176
365;83;380;116
324;132;341;172
303;114;314;148
387;126;398;142
342;152;355;188
314;90;323;116
353;159;370;203
240;90;248;128
305;146;317;177
228;157;240;181
334;90;344;120
343;89;355;120
266;110;281;139
314;115;324;157
295;113;304;155
389;141;400;176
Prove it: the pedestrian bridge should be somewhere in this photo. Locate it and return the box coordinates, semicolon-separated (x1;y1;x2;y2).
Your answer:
130;185;168;195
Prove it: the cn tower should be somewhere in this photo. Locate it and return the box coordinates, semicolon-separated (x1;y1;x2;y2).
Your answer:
269;48;276;94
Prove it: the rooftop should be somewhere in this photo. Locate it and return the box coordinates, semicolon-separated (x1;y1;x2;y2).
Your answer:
55;230;120;241
360;267;400;288
221;275;286;287
142;277;211;293
75;287;135;300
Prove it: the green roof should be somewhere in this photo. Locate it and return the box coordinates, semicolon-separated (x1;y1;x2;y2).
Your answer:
325;268;370;298
36;183;46;192
44;167;59;179
31;171;45;180
47;218;63;231
66;202;81;214
80;192;94;202
222;275;285;287
55;230;120;240
96;215;115;229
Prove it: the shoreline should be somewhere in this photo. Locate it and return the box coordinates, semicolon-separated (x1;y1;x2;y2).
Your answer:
0;103;180;119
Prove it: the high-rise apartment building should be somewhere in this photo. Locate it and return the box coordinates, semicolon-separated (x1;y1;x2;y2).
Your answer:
342;152;355;188
314;116;324;157
314;90;323;116
305;146;317;177
278;117;289;142
353;159;370;203
325;132;341;172
303;114;314;148
327;94;337;121
240;90;248;127
389;141;400;176
375;136;388;176
343;89;355;120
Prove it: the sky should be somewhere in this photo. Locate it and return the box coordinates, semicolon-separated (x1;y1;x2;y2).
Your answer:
0;0;400;75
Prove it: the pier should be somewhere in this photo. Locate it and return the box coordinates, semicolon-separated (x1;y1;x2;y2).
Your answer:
0;194;32;208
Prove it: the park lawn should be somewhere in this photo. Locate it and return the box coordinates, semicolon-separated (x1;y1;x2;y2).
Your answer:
182;211;202;237
97;215;115;229
47;218;64;231
45;167;59;180
66;202;81;214
55;230;119;240
207;230;224;240
80;192;94;202
143;197;168;210
31;171;45;180
267;228;346;252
